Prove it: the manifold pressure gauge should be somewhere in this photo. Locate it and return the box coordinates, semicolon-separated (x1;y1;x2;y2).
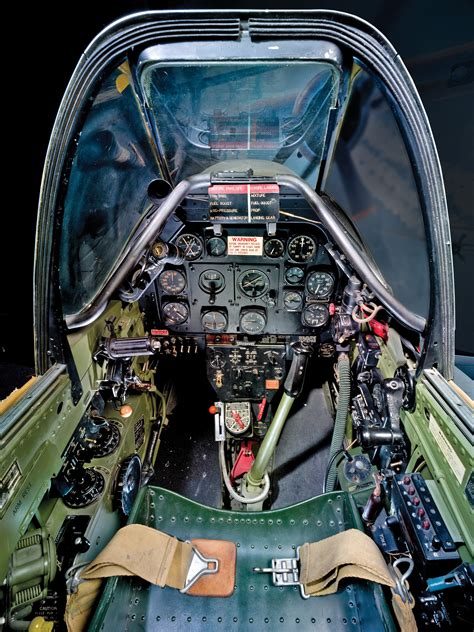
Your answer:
224;402;251;435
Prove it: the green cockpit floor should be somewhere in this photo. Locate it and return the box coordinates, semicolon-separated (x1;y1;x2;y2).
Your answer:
90;486;396;631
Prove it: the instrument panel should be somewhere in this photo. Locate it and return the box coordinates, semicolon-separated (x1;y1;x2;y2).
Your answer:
153;224;338;336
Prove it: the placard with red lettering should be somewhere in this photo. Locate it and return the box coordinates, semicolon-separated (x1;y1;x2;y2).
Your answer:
228;236;263;256
208;183;279;223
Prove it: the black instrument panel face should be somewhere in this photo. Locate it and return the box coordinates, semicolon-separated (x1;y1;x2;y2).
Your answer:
154;224;338;336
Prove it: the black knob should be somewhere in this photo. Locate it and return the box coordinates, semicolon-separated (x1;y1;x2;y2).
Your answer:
431;536;442;551
385;515;400;531
74;536;91;553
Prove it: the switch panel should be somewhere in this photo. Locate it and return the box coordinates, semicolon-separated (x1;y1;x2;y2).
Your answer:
392;473;460;569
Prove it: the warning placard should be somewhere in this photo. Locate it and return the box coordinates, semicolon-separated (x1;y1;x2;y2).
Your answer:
209;183;279;223
228;236;263;256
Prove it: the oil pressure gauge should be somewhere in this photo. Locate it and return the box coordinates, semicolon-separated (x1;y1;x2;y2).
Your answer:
224;402;251;436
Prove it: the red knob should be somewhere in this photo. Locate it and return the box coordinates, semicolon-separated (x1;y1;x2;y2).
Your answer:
408;485;415;495
403;476;411;485
417;507;425;517
422;519;430;530
208;405;218;415
413;497;420;506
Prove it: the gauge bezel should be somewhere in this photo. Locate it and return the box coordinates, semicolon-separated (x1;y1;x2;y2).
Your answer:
238;269;270;298
301;303;329;328
201;310;228;332
176;233;204;261
287;234;317;263
239;309;267;334
158;269;187;295
264;237;285;258
162;301;189;325
199;269;226;294
206;236;227;257
284;266;305;285
305;270;335;299
283;290;304;311
209;349;226;369
224;402;252;436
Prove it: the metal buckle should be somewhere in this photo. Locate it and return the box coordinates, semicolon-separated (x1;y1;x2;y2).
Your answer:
389;557;414;604
65;562;90;595
180;544;219;593
253;546;309;599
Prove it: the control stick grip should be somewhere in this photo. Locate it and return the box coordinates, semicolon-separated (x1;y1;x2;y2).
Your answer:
284;342;313;397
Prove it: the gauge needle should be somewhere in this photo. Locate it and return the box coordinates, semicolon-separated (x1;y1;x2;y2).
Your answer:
243;277;261;288
231;411;245;429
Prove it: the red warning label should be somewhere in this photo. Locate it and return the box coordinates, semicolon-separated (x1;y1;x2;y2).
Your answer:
228;235;263;256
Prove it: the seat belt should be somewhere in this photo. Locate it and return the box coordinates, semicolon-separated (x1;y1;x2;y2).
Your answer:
66;525;416;632
257;528;417;631
64;524;236;632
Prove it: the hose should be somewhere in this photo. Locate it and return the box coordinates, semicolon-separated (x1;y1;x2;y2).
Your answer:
219;442;271;505
325;353;351;492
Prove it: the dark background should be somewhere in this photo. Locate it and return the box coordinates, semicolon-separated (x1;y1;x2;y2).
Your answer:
2;1;473;384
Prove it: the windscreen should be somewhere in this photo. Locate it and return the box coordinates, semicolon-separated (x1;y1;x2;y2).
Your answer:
59;65;160;315
141;62;339;185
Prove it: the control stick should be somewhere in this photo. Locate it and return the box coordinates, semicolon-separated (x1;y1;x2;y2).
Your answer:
244;343;313;498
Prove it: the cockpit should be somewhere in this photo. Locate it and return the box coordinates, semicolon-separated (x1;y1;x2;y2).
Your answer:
1;11;471;632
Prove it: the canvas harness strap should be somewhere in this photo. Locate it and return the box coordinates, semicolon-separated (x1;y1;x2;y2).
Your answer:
65;525;417;632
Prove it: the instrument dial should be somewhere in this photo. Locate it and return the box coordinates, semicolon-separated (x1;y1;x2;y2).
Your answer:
238;269;270;298
264;238;285;258
202;310;228;332
209;350;226;369
199;269;225;293
285;266;305;285
302;303;329;328
207;236;227;257
176;233;203;261
240;310;267;335
224;402;251;436
287;235;317;262
283;290;303;311
163;302;189;325
159;269;186;295
306;271;334;299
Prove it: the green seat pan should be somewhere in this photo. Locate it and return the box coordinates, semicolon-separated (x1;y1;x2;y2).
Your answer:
90;486;396;631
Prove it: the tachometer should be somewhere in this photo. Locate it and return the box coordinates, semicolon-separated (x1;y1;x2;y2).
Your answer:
287;235;317;262
264;238;285;258
306;271;334;299
238;269;270;298
163;302;189;325
176;233;203;261
302;304;329;328
202;310;228;332
240;309;267;334
159;269;186;295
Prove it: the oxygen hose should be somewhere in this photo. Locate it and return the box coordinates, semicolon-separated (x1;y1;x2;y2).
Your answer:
325;352;351;492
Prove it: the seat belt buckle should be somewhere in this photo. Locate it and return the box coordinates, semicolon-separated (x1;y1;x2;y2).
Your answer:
388;557;414;604
253;546;309;599
180;543;219;593
65;562;90;595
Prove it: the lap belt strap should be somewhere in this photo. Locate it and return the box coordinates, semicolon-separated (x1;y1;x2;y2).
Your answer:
65;524;235;632
256;529;417;631
65;525;416;632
